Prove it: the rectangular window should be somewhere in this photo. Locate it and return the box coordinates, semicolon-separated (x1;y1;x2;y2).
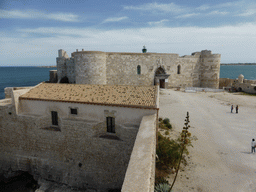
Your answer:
51;111;58;126
106;117;115;133
70;108;77;115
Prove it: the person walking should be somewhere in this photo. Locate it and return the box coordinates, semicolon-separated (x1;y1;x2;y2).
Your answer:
252;139;256;153
231;105;233;113
236;105;239;113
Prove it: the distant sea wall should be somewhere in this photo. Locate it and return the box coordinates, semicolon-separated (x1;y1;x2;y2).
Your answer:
219;78;256;89
221;63;256;65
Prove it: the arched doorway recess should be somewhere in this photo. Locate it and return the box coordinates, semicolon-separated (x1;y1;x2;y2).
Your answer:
154;67;170;88
59;76;69;84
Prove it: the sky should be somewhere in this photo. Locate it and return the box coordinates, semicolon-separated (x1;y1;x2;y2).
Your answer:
1;0;256;66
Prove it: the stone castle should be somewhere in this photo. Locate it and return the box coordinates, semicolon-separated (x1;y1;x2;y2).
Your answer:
0;48;221;192
53;48;221;89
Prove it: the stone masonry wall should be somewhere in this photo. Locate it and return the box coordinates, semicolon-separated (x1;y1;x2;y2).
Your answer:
173;55;201;87
105;52;202;88
74;51;107;85
219;78;235;88
66;58;75;83
0;100;157;191
56;57;67;82
200;50;221;89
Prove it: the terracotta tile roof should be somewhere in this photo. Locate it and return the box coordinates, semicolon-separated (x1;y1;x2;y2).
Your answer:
19;83;158;108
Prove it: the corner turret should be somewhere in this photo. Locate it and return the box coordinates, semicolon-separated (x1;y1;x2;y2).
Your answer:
238;74;244;83
200;50;221;89
56;49;75;83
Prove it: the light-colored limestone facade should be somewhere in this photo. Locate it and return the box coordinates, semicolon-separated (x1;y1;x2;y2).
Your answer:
55;49;221;89
0;83;159;192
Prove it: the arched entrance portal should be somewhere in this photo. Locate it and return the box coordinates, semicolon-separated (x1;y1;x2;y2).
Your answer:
154;67;170;88
59;76;69;84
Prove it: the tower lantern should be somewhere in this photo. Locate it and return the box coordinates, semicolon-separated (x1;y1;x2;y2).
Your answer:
142;46;147;53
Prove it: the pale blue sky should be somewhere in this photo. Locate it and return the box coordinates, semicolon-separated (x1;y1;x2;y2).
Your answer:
1;0;256;65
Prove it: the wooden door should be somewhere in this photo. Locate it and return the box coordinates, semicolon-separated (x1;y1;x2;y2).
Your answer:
160;79;165;88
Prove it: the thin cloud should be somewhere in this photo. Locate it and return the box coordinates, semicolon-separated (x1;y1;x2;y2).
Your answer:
175;13;200;19
238;9;256;16
102;16;128;23
0;9;79;22
196;5;210;11
18;27;98;37
216;1;245;8
123;2;188;14
207;11;229;15
1;23;256;65
148;19;169;26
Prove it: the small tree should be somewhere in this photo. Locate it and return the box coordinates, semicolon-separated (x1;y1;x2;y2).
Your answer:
169;112;191;191
155;112;196;191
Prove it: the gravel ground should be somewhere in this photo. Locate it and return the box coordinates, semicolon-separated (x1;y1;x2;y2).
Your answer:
159;89;256;192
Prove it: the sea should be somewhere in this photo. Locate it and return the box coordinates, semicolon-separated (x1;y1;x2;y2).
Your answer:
0;65;256;100
0;66;56;100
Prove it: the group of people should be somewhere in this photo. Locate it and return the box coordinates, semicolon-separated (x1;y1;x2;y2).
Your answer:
231;105;239;113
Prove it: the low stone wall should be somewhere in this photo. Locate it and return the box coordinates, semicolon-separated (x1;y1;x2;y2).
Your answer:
219;78;235;88
121;114;157;192
0;98;11;105
244;79;256;84
4;87;33;99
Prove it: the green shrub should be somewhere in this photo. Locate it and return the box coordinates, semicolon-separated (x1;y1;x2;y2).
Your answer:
156;132;181;169
159;117;163;121
156;112;197;190
155;176;169;185
163;118;170;125
166;123;172;129
164;130;169;135
159;122;166;129
154;183;171;192
159;118;172;130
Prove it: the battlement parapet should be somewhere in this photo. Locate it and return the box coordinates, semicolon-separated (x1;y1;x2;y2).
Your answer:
201;50;212;55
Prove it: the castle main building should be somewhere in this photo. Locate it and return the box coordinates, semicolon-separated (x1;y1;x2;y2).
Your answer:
55;48;221;89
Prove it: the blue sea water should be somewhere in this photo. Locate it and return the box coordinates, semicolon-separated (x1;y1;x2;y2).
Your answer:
0;65;255;100
0;67;56;100
220;65;256;80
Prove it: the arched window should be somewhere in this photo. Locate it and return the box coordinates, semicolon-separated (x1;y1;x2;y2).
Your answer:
137;65;141;75
177;65;181;74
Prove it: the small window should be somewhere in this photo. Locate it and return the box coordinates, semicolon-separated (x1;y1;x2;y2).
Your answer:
137;65;141;75
177;65;181;74
106;117;115;133
51;111;58;126
70;108;77;115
